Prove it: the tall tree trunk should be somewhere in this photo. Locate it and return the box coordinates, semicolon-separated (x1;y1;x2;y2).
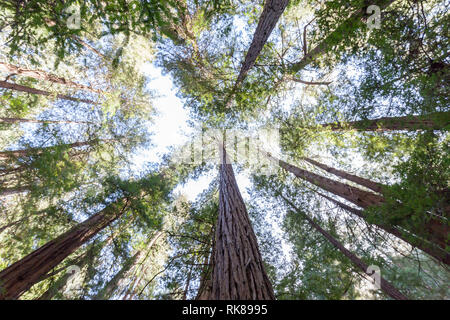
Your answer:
316;192;450;265
0;80;98;105
205;145;275;300
0;62;102;94
302;157;384;193
0;198;130;300
280;194;409;300
236;0;289;85
265;153;449;265
290;0;396;73
322;112;450;131
0;117;93;125
225;0;289;108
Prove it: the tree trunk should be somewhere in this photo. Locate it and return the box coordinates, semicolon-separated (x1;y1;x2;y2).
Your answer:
322;112;450;131
97;230;163;300
268;153;385;208
0;62;102;94
281;194;409;300
0;80;98;105
317;192;450;265
0;198;130;300
236;0;289;85
205;145;275;300
0;117;92;125
290;0;396;73
265;153;449;265
302;157;384;193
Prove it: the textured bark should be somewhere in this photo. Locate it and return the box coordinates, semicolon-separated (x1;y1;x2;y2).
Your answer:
302;157;384;193
281;195;409;300
0;199;129;300
206;145;275;300
0;62;103;94
322;112;450;131
317;192;450;265
0;117;92;125
236;0;289;85
290;0;396;73
0;80;97;105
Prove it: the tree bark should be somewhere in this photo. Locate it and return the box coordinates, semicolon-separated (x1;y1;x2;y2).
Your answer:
205;145;275;300
322;112;450;131
281;194;409;300
0;62;103;94
302;157;384;193
0;198;130;300
0;80;98;105
290;0;396;73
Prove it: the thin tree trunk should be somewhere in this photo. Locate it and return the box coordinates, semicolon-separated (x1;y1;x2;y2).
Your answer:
290;0;396;73
281;194;409;300
0;62;103;94
98;231;163;300
302;157;384;193
317;192;450;265
0;117;93;125
0;80;98;105
322;112;450;131
205;145;275;300
0;198;130;300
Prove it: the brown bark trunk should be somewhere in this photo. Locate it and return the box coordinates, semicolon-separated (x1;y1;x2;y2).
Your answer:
268;153;385;208
281;194;409;300
0;198;130;300
236;0;289;85
317;192;450;265
265;153;449;265
0;117;93;125
0;80;98;105
290;0;396;73
302;157;384;193
0;62;103;94
323;112;450;131
206;145;275;300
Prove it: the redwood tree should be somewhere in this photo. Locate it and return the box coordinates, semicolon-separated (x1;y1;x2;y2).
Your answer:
204;145;275;299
